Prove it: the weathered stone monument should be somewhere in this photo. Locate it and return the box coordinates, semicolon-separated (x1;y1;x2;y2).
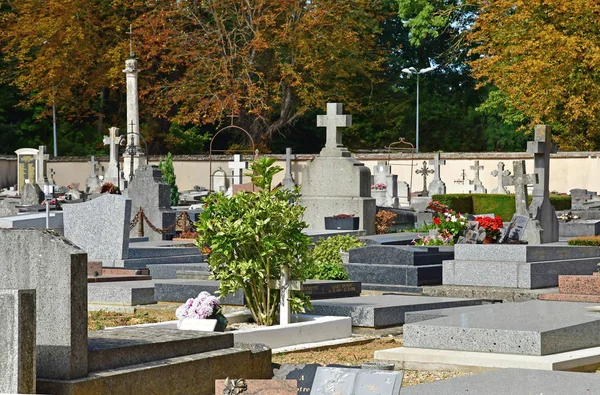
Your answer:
0;288;36;394
212;167;228;193
428;153;446;195
282;147;297;191
63;194;131;266
371;161;399;208
35;145;49;187
102;126;121;186
85;155;102;194
469;160;487;193
0;198;20;217
20;181;44;206
503;160;542;244
127;165;176;241
301;103;376;234
122;55;146;180
528;125;559;243
14;147;38;192
491;161;510;194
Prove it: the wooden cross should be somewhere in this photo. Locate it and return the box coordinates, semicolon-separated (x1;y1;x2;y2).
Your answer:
228;154;247;185
503;160;538;216
428;153;446;181
491;162;510;194
316;103;352;155
415;161;434;196
269;265;302;325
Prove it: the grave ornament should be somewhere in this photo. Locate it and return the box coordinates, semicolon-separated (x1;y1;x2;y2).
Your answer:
415;161;434;197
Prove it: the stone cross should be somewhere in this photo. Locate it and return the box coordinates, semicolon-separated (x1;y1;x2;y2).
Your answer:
491;162;510;194
316;103;352;157
415;161;434;196
428;153;446;195
469;160;487;193
103;127;120;183
228;154;247;185
49;168;57;186
503;160;537;216
269;265;302;326
36;145;49;186
282;147;296;190
88;156;98;177
527;125;559;243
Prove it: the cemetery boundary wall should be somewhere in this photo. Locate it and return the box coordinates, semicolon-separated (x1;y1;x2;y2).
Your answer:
2;152;600;195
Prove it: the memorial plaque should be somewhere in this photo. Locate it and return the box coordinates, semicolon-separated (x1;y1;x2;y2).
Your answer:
274;364;360;394
215;379;297;394
310;366;403;395
507;214;530;241
15;148;39;192
302;281;361;300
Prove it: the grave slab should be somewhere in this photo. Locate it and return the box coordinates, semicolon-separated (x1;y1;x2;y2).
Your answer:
216;379;297;395
154;279;245;305
403;300;600;356
559;220;600;237
402;368;600;395
309;295;484;328
310;366;403;395
88;281;156;306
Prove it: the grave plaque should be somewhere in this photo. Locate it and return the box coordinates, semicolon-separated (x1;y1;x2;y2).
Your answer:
302;281;361;300
215;379;298;394
275;364;321;394
14;148;38;192
310;366;403;395
507;214;530;241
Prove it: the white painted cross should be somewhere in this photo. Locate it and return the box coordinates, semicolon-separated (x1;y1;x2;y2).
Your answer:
316;103;352;157
228;154;247;185
36;145;49;186
269;265;302;325
103;127;121;182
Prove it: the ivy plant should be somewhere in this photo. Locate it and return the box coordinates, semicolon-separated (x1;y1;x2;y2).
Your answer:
196;157;312;326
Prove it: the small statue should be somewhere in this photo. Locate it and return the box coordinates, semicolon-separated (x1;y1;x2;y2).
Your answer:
222;378;247;394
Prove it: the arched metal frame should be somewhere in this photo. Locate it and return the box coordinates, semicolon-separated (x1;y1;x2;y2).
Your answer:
116;132;149;189
208;125;256;192
385;137;415;203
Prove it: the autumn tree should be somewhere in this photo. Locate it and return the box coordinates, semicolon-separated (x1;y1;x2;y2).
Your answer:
467;0;600;150
135;0;386;141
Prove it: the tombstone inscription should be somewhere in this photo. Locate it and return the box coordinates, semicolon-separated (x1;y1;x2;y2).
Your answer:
310;366;403;395
15;148;38;192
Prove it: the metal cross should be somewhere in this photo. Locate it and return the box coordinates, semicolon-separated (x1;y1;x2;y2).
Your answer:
415;160;434;196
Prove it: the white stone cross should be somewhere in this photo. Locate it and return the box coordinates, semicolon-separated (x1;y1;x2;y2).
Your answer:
316;103;352;157
428;153;446;181
36;145;49;186
88;156;99;177
282;147;296;190
269;265;302;325
103;127;121;182
491;162;510;194
228;154;247;185
469;160;487;193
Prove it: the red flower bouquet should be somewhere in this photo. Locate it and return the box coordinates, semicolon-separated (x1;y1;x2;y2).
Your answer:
474;216;504;241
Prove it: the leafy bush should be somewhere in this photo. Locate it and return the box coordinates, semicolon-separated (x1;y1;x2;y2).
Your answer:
196;158;312;326
567;236;600;246
308;235;365;280
159;152;179;207
376;210;397;234
548;195;572;211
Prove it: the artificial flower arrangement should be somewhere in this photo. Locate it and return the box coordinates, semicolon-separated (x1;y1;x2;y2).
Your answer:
175;291;227;331
100;182;120;194
371;183;387;190
474;215;504;242
413;201;469;246
333;213;355;219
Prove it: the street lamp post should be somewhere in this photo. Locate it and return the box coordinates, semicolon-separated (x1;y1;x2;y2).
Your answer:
402;66;435;153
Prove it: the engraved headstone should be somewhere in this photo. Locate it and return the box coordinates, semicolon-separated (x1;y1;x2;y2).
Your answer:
428;153;446;195
102;126;121;185
506;214;531;241
503;160;537;217
85;155;102;194
469;160;487;193
212;167;228;193
14;148;38;192
372;161;399;208
35;145;50;187
491;162;510;194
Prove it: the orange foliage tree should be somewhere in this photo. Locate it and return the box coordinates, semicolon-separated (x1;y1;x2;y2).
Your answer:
467;0;600;150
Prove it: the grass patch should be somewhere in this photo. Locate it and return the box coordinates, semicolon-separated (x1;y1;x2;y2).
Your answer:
567;236;600;247
88;311;170;331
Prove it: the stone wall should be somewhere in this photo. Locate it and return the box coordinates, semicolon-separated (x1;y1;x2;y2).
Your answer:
2;151;600;194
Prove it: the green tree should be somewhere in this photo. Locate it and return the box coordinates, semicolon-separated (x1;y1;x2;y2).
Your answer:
158;152;179;207
196;158;312;326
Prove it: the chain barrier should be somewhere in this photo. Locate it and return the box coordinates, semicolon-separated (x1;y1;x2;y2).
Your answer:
129;208;194;236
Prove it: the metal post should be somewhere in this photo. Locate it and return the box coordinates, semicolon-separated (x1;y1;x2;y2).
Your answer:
416;73;420;154
52;101;58;157
138;207;144;237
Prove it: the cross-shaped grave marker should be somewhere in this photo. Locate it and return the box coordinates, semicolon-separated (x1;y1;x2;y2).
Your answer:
428;153;446;195
316;103;352;157
491;162;511;194
415;161;434;196
36;145;49;186
228;154;248;185
49;168;57;186
88;156;99;177
469;160;487;193
503;160;538;216
282;147;296;190
269;265;302;325
103;127;120;181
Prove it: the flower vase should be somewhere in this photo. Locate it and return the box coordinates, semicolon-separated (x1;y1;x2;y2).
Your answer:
215;313;228;332
482;237;495;244
179;318;218;331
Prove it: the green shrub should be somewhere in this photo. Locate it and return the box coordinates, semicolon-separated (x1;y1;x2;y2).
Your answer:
309;235;365;280
158;152;179;207
567;236;600;246
472;194;515;221
431;194;473;215
550;195;572;211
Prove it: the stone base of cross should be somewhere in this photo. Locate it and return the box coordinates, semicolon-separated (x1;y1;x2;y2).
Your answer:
269;265;302;325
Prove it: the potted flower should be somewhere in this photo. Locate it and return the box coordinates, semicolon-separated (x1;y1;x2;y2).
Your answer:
175;291;228;332
324;214;360;230
371;183;386;190
474;216;504;243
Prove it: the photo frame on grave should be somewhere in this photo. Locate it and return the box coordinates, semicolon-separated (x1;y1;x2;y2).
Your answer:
507;214;530;241
497;226;510;244
476;228;487;243
464;230;479;244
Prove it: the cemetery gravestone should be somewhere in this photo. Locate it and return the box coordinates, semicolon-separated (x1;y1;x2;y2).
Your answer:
126;165;177;241
282;147;297;191
0;198;20;217
428;153;446;195
20;181;44;205
212;167;228;193
372;161;399;208
14;147;38;192
102;126;121;186
301;103;376;234
63;194;131;266
491;161;510;194
415;161;434;196
469;160;487;193
570;189;600;210
528;125;559;243
85;155;102;194
269;265;302;325
398;181;410;206
0;229;88;379
503;160;537;217
0;289;36;394
35;145;50;187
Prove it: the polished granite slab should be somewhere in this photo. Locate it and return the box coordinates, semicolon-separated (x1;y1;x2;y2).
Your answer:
403;300;600;355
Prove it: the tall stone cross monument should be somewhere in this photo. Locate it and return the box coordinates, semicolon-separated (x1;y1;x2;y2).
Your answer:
428;153;446;195
469;161;487;193
122;26;146;181
491;162;510;194
301;103;376;234
103;126;121;186
503;161;537;217
36;145;50;187
527;125;559;243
